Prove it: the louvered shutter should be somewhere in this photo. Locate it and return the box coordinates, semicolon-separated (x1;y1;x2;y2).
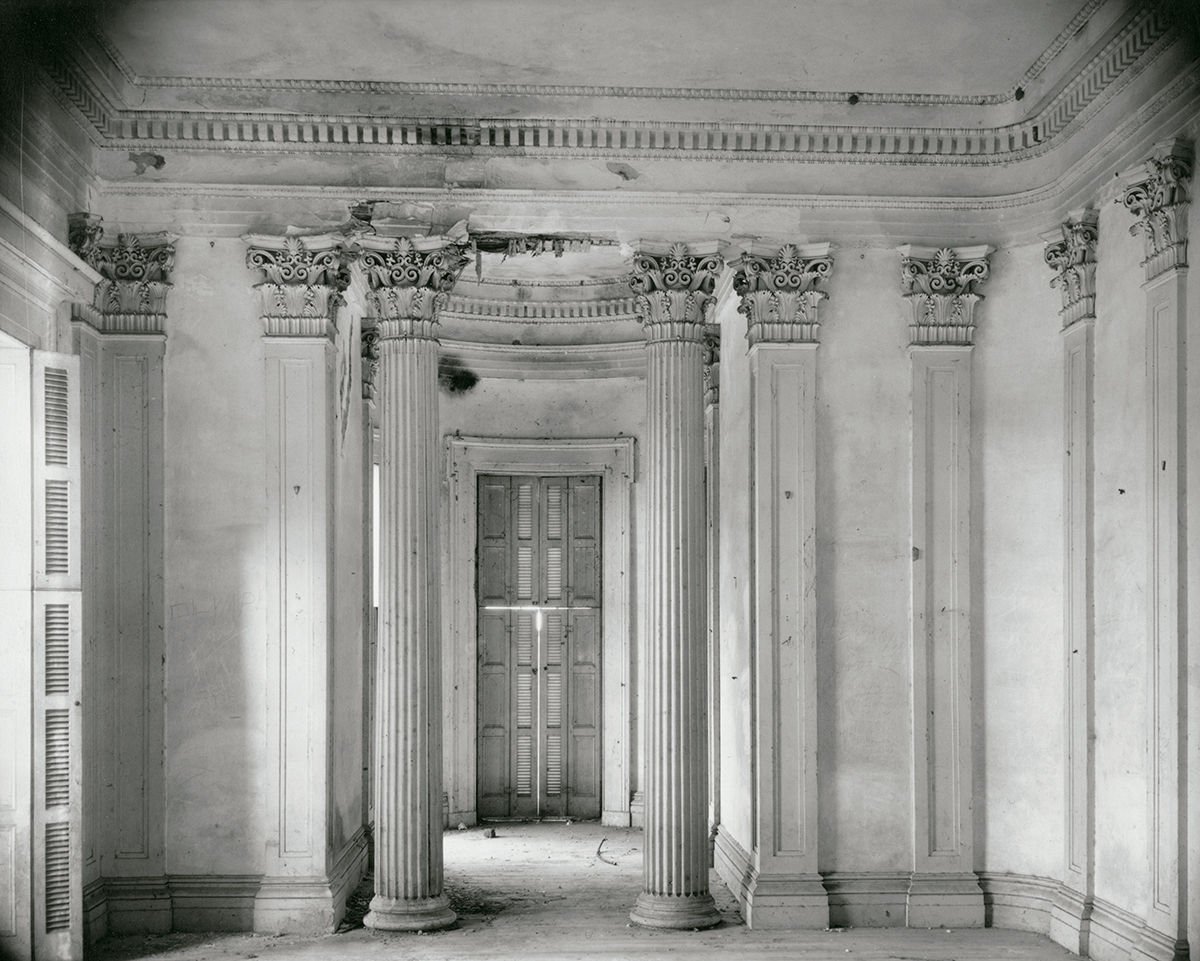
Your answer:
31;350;82;961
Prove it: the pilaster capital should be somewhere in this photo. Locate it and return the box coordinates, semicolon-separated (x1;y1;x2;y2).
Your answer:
898;244;992;346
629;242;724;342
358;236;469;342
702;323;720;407
1042;210;1098;328
68;214;176;335
732;243;833;345
1119;137;1192;282
244;232;351;338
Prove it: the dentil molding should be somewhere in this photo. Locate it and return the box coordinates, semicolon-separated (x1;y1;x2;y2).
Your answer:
898;244;992;346
1120;136;1192;282
1042;210;1099;328
732;243;834;345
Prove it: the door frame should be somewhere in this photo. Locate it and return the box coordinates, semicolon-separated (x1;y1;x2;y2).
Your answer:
444;436;636;827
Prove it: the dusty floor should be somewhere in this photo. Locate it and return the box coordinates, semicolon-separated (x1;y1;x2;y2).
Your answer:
89;823;1079;961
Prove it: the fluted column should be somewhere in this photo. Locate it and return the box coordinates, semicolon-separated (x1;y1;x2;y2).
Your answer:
731;243;833;928
360;237;467;933
629;243;723;930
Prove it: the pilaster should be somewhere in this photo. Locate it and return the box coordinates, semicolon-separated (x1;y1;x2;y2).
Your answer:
1119;138;1191;961
245;232;350;934
69;219;173;934
1042;211;1098;956
628;242;722;930
358;236;467;933
899;244;990;928
728;243;832;929
703;321;721;867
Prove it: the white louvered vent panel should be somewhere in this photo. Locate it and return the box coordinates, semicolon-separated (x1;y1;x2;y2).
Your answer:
44;480;70;574
545;735;563;797
43;367;69;466
516;673;532;728
546;673;563;726
517;614;533;665
546;613;562;665
546;486;562;539
44;822;70;931
546;547;562;599
517;484;532;538
44;603;71;694
516;735;532;797
44;709;70;807
517;547;532;599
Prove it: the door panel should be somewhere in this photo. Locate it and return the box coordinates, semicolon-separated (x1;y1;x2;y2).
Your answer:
476;474;601;819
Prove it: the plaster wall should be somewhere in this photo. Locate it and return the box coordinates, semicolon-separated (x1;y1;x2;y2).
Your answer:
972;242;1064;879
813;247;914;873
1091;195;1153;919
163;237;268;875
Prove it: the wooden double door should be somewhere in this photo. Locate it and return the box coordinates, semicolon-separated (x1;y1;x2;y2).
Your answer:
476;474;601;820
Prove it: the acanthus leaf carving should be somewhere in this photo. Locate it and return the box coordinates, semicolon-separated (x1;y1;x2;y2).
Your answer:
898;244;991;346
1043;212;1098;328
358;236;469;341
732;242;833;344
629;242;724;340
1119;138;1192;282
68;216;176;335
244;232;352;338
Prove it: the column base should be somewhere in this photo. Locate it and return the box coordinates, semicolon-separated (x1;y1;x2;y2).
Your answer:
906;872;985;928
630;891;722;929
364;893;456;932
1048;884;1093;956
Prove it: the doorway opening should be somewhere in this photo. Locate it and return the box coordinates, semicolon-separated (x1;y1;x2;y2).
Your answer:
475;474;601;821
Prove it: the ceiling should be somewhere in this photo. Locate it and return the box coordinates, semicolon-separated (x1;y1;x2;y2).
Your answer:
98;0;1089;98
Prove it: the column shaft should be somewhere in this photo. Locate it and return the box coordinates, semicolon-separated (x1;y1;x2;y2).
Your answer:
632;335;720;928
364;333;455;931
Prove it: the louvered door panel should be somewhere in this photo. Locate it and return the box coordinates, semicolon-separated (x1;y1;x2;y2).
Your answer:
32;351;82;961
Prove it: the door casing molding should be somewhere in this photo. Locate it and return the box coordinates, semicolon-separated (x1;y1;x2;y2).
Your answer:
443;436;636;827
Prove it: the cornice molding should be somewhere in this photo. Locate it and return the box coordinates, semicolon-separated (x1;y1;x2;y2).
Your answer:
1119;136;1192;281
68;215;176;334
441;295;639;324
89;0;1103;109
1042;210;1099;327
732;243;834;345
898;244;992;346
243;232;351;338
39;3;1183;170
629;242;725;340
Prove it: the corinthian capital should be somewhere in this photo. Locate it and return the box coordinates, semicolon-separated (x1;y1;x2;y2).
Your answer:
244;233;351;338
732;243;833;345
898;244;991;346
1042;212;1098;328
69;215;176;335
629;242;724;341
357;236;469;342
1120;138;1192;282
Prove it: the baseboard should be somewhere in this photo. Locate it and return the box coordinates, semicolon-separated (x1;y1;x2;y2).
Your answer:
253;828;370;935
978;871;1059;934
169;875;261;932
907;872;985;928
104;876;173;934
1090;896;1188;961
1048;881;1093;955
448;810;476;829
824;873;908;927
630;792;645;828
83;876;108;944
602;809;631;828
712;826;828;928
